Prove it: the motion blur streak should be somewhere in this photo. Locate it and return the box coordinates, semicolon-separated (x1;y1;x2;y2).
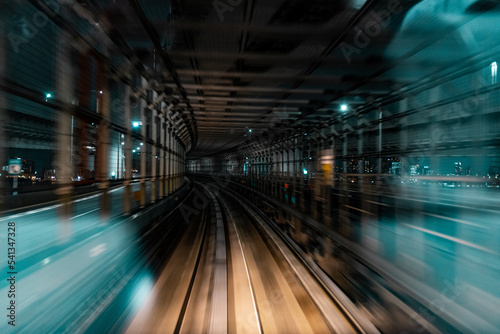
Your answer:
2;0;500;333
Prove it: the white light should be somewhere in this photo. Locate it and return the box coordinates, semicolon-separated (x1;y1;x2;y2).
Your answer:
131;275;153;313
341;104;348;112
132;121;140;128
249;129;252;133
99;90;103;94
121;142;124;145
111;172;115;176
133;150;136;153
140;143;143;146
303;168;308;175
137;147;140;150
491;62;497;84
46;93;52;98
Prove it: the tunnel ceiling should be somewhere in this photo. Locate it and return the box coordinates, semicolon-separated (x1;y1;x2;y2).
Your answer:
79;0;426;157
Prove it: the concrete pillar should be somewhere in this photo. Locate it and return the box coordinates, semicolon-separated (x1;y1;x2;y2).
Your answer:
151;108;157;203
271;150;276;197
299;145;305;212
167;126;172;194
123;86;133;214
258;154;261;189
343;120;348;176
183;146;186;183
263;152;266;189
179;142;183;187
55;32;75;234
376;108;383;182
249;154;252;180
304;143;311;214
292;142;297;208
357;122;364;178
312;137;321;221
166;123;171;195
176;140;179;187
175;140;179;190
428;87;441;179
180;145;184;185
288;141;294;204
340;122;349;237
259;153;262;189
97;68;111;221
173;139;176;190
159;115;165;199
356;118;365;243
176;140;180;189
180;142;183;187
400;97;409;176
378;97;408;261
0;30;4;212
170;134;175;193
331;122;337;189
323;129;335;227
276;150;280;197
282;146;286;180
266;150;271;192
282;146;287;201
139;80;147;207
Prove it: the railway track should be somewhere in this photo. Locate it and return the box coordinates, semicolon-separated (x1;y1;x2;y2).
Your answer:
125;181;378;334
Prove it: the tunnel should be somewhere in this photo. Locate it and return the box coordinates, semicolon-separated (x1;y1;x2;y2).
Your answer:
1;0;500;333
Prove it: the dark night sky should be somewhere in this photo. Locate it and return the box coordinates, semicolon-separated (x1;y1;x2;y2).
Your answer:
7;148;53;174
